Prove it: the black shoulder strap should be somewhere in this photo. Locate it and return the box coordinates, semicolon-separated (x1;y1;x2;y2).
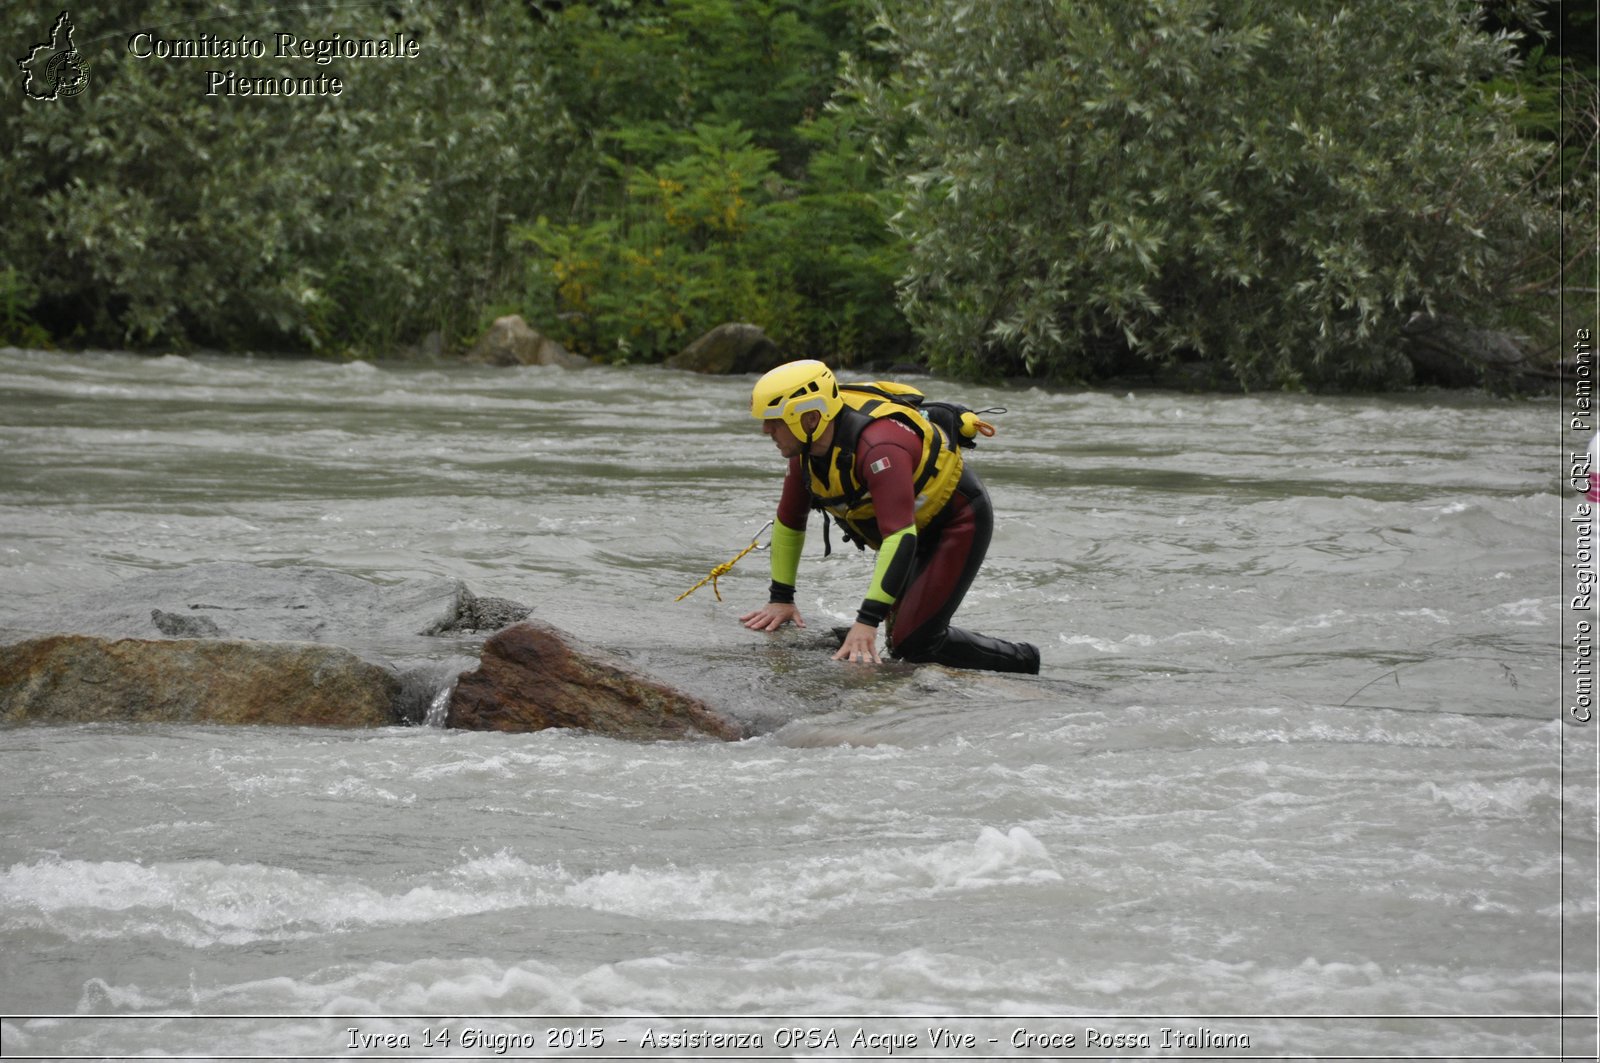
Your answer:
808;406;874;554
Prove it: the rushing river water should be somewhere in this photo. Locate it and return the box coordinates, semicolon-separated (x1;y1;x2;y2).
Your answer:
0;348;1592;1060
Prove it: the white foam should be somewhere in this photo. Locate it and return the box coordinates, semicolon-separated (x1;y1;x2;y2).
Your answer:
1424;777;1560;818
0;857;531;947
0;828;1060;946
564;826;1062;924
1059;629;1234;654
1489;598;1550;624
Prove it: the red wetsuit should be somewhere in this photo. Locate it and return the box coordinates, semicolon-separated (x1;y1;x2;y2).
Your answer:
775;419;1032;672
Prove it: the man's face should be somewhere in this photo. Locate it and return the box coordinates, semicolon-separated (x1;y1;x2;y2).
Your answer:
763;417;805;459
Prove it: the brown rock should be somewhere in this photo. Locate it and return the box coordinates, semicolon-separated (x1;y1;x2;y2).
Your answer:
0;635;401;727
666;322;784;375
446;621;742;741
466;314;588;368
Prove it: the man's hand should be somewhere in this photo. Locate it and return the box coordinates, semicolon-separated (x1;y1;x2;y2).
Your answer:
740;602;806;631
831;621;882;664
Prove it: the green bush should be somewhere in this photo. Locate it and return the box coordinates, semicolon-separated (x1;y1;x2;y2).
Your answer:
840;0;1559;388
1477;36;1598;345
0;266;51;348
2;0;905;362
516;114;909;365
8;0;1562;386
517;122;791;362
510;2;910;366
2;0;590;354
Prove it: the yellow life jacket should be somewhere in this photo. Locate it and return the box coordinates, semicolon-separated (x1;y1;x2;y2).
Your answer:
806;384;964;549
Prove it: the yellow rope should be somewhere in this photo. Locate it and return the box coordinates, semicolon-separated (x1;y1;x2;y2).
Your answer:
676;521;773;603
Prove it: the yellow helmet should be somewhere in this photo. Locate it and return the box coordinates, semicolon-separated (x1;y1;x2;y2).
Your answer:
750;359;842;441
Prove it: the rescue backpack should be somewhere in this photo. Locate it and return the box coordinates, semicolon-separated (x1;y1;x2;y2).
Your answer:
839;381;1002;449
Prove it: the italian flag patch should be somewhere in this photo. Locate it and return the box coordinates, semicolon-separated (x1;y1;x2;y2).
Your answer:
869;456;892;474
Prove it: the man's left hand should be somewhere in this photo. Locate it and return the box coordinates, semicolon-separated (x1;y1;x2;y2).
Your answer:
832;621;882;664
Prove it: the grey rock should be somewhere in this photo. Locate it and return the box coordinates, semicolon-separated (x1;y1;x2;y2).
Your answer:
666;322;785;375
1401;312;1544;389
424;589;531;635
465;314;588;368
3;563;515;657
151;609;224;638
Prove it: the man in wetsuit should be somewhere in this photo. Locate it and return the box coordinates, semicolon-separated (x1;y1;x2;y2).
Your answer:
739;359;1039;674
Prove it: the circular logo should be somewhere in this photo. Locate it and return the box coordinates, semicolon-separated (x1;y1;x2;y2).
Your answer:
45;49;90;98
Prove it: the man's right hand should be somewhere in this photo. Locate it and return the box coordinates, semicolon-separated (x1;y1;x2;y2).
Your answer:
740;602;806;631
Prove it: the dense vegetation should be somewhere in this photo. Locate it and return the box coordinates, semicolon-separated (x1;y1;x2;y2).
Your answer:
2;0;1592;389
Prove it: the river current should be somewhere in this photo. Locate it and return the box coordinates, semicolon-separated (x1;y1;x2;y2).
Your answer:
0;348;1591;1060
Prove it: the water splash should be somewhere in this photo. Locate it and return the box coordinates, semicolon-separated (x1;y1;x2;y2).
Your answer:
424;681;453;728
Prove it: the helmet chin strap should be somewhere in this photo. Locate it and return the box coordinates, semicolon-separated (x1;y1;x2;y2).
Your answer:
800;411;825;454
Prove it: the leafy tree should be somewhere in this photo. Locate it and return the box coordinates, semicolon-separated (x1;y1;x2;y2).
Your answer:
541;0;864;177
515;110;910;365
840;0;1558;388
517;121;791;361
513;1;910;365
2;0;903;363
1475;2;1599;348
2;0;588;353
776;107;911;363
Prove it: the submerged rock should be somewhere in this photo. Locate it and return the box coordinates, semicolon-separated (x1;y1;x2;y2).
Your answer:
423;588;531;635
4;563;527;653
0;635;401;727
2;565;730;741
1401;312;1545;390
447;621;744;741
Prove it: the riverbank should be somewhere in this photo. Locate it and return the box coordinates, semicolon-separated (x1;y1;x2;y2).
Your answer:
3;303;1568;398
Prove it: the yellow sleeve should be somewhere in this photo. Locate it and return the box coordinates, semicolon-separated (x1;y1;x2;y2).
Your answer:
857;525;917;626
768;518;805;600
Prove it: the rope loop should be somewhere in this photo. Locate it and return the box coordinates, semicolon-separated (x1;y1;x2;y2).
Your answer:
676;520;774;602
